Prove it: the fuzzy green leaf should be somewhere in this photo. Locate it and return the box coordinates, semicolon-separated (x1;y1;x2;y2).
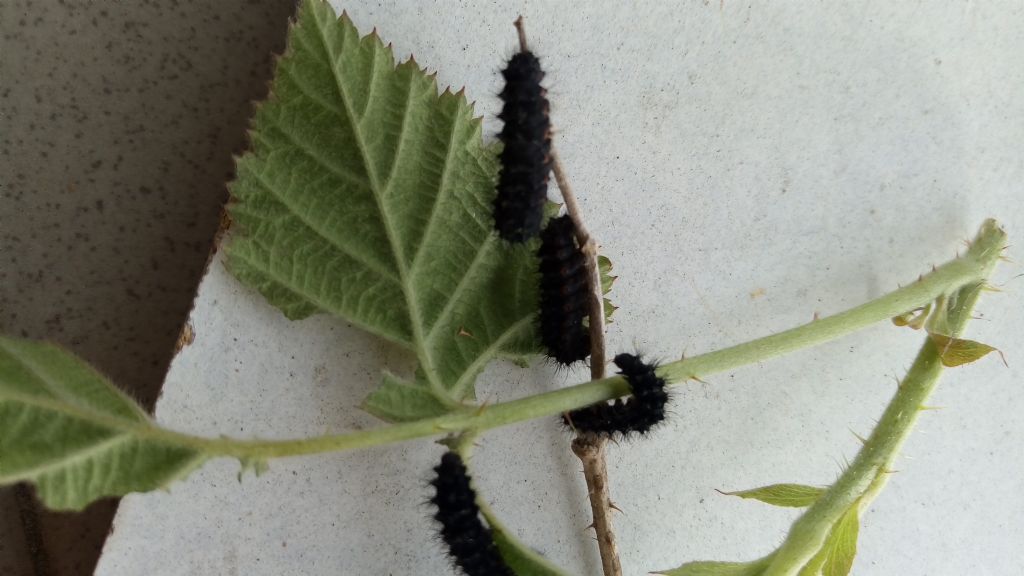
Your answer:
0;337;207;510
798;504;860;576
361;372;467;422
721;483;825;508
226;0;539;419
656;555;775;576
928;333;997;367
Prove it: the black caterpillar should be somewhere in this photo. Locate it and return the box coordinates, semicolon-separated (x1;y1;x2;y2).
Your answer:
430;451;513;576
538;215;590;365
493;50;551;243
564;353;669;437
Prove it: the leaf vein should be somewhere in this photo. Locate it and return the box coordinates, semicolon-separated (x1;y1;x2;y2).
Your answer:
228;250;413;347
0;433;133;484
451;314;537;399
424;235;497;342
408;99;463;272
244;165;401;283
310;8;444;394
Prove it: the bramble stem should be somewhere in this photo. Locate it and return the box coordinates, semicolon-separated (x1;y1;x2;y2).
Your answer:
572;436;621;576
550;149;608;379
515;15;619;575
762;221;1004;575
168;220;1005;465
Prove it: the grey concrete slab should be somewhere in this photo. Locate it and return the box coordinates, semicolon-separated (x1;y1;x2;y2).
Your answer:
10;0;1024;574
0;0;295;574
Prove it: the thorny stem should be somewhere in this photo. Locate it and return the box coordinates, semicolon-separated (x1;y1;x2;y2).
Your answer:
112;219;1004;468
549;149;609;379
515;15;619;575
762;223;1004;575
86;221;1003;458
572;436;621;576
551;147;620;575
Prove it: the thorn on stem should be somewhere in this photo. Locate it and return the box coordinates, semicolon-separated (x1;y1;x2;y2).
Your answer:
850;429;868;445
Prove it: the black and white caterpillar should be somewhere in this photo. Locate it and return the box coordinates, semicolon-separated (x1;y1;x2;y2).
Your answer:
564;353;669;437
538;215;591;365
430;451;513;576
493;50;551;243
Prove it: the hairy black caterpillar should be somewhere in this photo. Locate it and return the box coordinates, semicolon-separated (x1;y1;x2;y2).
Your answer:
538;215;591;365
493;50;551;242
430;451;513;576
564;353;669;436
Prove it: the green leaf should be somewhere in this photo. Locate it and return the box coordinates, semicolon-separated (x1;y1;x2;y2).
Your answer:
361;372;467;422
226;0;539;420
598;254;617;323
798;504;860;576
657;555;775;576
0;337;207;511
480;506;570;576
927;333;997;367
720;483;825;508
942;281;985;332
598;254;616;294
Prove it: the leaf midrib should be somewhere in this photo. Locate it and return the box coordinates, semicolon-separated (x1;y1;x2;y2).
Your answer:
0;339;147;422
309;10;452;398
0;390;211;459
0;432;134;484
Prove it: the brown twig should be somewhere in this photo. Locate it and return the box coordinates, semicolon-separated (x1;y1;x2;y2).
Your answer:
571;435;621;576
514;16;620;576
550;149;607;380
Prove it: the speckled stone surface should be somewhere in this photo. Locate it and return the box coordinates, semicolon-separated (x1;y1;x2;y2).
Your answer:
96;1;1024;575
0;1;295;574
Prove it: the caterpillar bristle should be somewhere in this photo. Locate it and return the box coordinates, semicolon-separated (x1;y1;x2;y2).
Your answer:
538;215;590;365
430;452;513;576
493;50;551;243
563;353;669;437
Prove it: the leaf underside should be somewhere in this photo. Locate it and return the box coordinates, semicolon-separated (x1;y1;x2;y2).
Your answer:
227;0;540;422
0;337;206;511
721;483;825;508
657;555;776;576
798;504;859;576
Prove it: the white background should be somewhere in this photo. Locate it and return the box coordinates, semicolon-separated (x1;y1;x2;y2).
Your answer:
98;1;1023;574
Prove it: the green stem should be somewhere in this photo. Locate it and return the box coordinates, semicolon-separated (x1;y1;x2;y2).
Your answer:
194;219;1004;462
762;221;1005;576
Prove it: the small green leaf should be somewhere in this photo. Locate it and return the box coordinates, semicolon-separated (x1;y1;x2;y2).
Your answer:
928;333;997;367
598;254;616;294
657;554;775;576
237;456;270;482
891;303;930;329
0;337;208;510
720;483;825;508
599;255;618;323
604;297;618;324
798;504;860;576
479;501;570;575
361;372;462;422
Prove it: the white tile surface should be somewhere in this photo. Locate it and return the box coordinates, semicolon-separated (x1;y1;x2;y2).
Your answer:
98;1;1024;574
